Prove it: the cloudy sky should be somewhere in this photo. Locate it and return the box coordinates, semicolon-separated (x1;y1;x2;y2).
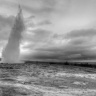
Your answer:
0;0;96;61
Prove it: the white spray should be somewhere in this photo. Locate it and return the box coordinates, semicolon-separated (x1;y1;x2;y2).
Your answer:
2;5;25;63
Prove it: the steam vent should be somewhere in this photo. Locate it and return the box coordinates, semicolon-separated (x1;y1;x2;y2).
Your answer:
2;5;25;63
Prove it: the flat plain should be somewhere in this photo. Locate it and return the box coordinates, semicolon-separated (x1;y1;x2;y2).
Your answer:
0;63;96;96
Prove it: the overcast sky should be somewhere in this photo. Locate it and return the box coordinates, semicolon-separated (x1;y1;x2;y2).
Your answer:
0;0;96;61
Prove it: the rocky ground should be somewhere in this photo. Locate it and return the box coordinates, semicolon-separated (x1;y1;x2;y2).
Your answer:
0;63;96;96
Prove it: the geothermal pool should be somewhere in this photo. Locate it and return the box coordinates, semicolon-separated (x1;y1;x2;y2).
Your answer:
0;64;96;96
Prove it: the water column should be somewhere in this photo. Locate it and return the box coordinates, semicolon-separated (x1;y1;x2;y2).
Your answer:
2;5;25;63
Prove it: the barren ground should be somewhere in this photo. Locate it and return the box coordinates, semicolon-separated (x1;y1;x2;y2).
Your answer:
0;64;96;96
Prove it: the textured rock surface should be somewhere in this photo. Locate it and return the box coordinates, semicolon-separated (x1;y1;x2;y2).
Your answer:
0;64;96;96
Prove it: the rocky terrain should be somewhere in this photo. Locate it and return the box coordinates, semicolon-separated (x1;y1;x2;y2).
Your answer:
0;63;96;96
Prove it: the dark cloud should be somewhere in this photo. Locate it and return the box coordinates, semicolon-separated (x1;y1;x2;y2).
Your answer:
26;51;59;61
22;28;52;50
29;45;96;61
26;17;51;27
32;29;51;42
0;28;11;40
65;29;96;39
37;20;51;26
23;48;82;61
70;37;88;45
0;15;15;40
24;28;51;42
23;28;96;61
1;0;96;61
18;0;56;16
0;15;14;28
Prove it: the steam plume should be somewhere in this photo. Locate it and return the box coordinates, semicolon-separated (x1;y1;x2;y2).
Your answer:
2;5;25;63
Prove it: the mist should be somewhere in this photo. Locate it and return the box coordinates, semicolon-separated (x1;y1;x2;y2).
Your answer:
1;6;25;63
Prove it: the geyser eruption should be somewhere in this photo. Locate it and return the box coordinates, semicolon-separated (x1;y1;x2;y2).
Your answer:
2;5;25;63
